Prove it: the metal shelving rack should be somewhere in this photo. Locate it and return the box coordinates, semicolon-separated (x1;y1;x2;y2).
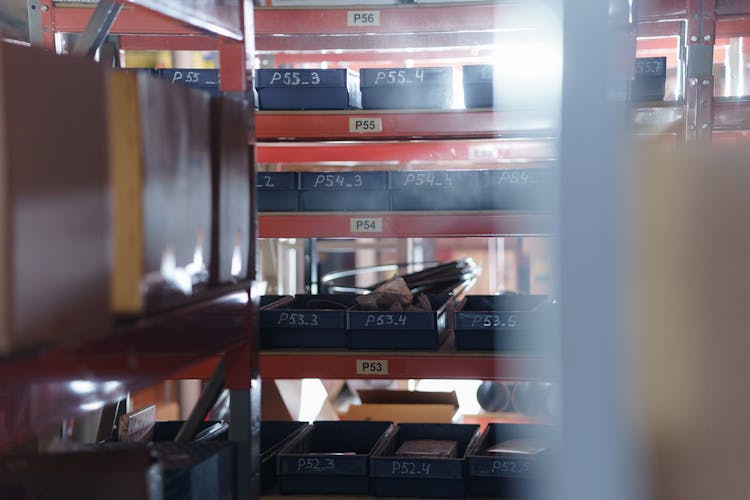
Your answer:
16;0;750;498
19;0;261;498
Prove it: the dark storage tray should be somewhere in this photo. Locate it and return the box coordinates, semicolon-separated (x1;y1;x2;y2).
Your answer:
466;423;555;498
158;69;220;86
454;295;550;351
389;170;481;211
260;294;359;348
371;423;482;498
360;67;452;109
154;441;235;500
157;68;221;96
631;56;667;102
277;420;396;495
299;171;389;211
483;167;553;211
257;172;299;212
261;421;309;493
256;69;360;110
463;64;493;108
152;420;227;442
348;294;452;350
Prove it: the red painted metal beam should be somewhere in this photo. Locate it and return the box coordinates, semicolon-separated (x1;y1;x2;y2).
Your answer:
256;31;498;52
716;18;750;37
256;110;555;141
638;0;687;21
53;4;202;35
259;212;553;238
257;139;557;164
254;4;520;36
259;352;550;381
716;0;750;16
118;34;217;50
714;99;750;131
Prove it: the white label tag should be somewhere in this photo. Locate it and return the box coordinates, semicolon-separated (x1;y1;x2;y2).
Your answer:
349;117;383;133
347;10;380;27
350;218;383;233
468;145;500;161
356;359;389;375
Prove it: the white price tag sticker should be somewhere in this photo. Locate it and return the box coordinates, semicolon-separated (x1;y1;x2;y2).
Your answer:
350;217;383;233
356;360;389;375
347;10;380;27
349;117;383;133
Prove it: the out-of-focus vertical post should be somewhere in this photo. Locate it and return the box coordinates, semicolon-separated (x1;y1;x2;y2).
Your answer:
556;0;640;499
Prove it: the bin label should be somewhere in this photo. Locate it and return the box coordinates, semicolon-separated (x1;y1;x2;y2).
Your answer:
349;117;383;133
356;359;389;375
350;217;383;233
347;10;380;27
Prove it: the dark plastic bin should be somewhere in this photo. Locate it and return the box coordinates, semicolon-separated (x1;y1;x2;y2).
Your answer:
389;170;481;211
631;57;667;102
360;67;452;109
261;421;309;493
348;294;452;350
256;69;360;110
277;420;396;495
371;423;482;498
260;294;359;348
466;423;555;498
257;172;299;212
299;171;389;211
483;167;553;211
463;64;493;108
454;295;550;351
157;68;221;96
154;441;235;500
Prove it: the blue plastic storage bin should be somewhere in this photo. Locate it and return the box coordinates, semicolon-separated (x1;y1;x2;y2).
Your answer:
360;67;452;109
277;421;396;495
299;171;389;211
257;172;299;212
371;423;482;498
463;64;493;108
389;170;482;211
256;69;360;110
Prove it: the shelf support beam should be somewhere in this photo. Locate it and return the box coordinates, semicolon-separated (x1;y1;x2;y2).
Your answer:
72;0;122;58
685;0;716;142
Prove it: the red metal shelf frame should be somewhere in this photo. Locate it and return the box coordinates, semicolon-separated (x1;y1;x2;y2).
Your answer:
39;3;247;91
259;212;552;238
714;100;750;131
171;352;549;381
254;4;518;36
0;291;250;452
257;138;557;164
260;351;549;381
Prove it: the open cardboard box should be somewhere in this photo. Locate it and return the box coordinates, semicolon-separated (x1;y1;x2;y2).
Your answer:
339;389;460;423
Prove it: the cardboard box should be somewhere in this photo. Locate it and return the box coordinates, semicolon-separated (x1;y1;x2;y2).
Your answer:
0;42;110;355
209;96;251;284
108;71;212;314
340;390;460;423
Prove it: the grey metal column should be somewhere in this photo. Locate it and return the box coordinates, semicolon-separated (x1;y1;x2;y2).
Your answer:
557;0;640;498
72;0;122;57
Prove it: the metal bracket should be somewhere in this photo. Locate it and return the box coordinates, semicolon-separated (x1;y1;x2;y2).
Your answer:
174;358;226;442
685;0;716;143
72;0;122;58
26;0;43;47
